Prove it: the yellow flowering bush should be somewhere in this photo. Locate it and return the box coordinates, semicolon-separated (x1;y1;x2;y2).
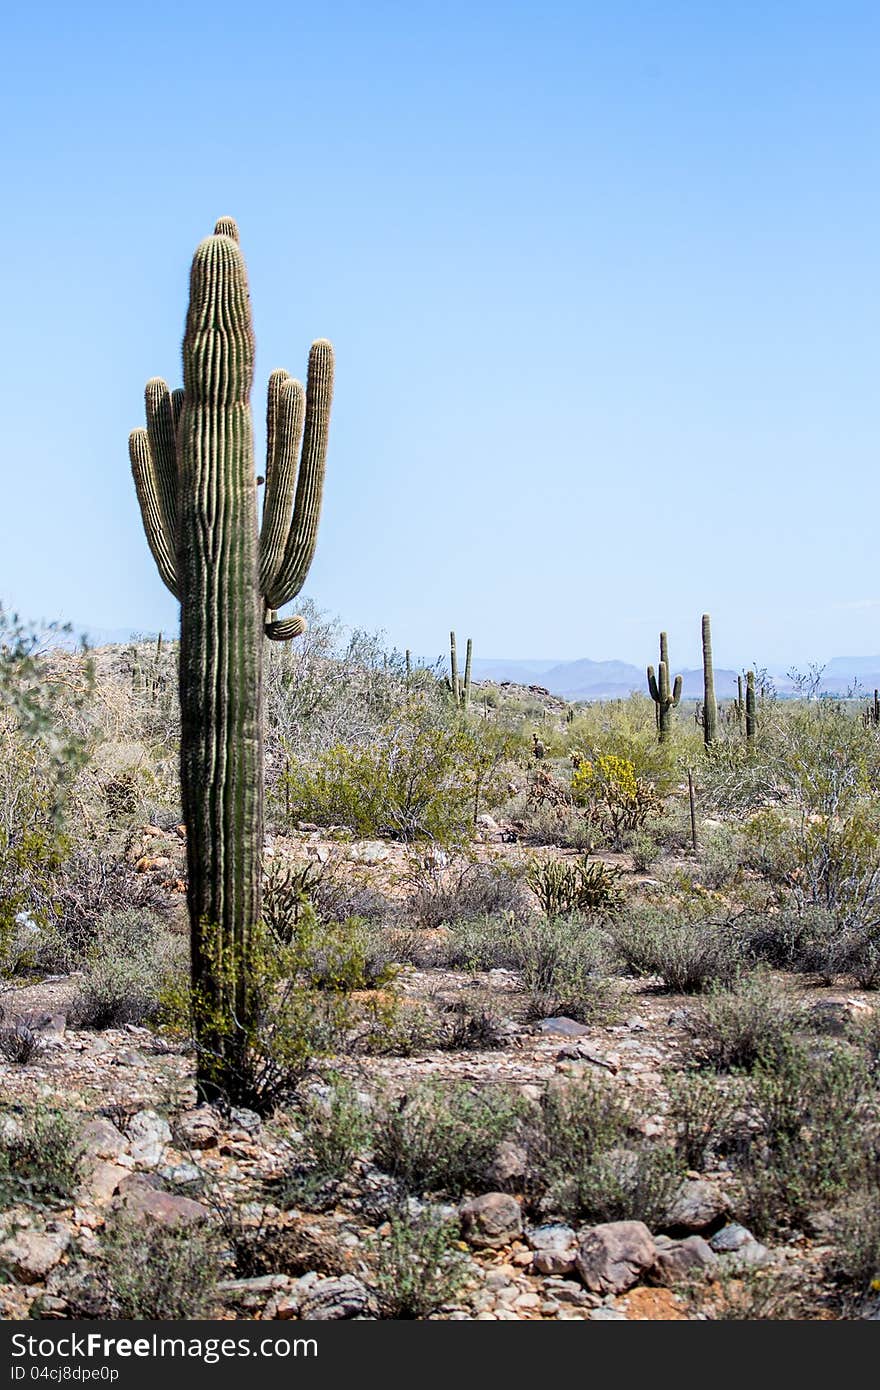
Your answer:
571;754;661;848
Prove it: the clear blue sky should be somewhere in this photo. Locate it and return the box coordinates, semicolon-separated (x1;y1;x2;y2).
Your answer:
1;1;877;670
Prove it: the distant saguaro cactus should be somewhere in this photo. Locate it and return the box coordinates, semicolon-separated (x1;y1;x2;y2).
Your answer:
129;218;334;1098
745;670;757;742
701;614;717;747
448;630;473;708
647;631;682;743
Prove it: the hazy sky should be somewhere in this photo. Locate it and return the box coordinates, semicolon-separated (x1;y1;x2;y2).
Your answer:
1;1;877;670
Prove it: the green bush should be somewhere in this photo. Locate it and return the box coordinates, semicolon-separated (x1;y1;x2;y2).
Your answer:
738;1042;874;1235
372;1080;525;1196
525;1080;681;1227
684;972;804;1071
278;1076;372;1203
610;908;748;992
280;701;508;843
402;855;530;930
666;1069;739;1169
0;1107;81;1206
828;1196;880;1302
516;919;617;1022
369;1209;468;1318
71;909;185;1028
101;1212;222;1319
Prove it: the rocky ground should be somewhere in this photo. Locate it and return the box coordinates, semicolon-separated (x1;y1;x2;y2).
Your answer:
0;821;873;1322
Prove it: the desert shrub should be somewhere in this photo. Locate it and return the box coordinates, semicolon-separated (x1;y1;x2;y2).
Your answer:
571;753;662;849
610;908;748;992
743;904;838;974
828;1195;880;1301
629;831;660;872
686;1264;803;1320
516;918;617;1022
369;1209;468;1318
0;1107;81;1206
100;1213;222;1319
354;998;443;1056
280;701;507;843
738;1042;875;1235
160;910;359;1113
525;1080;681;1226
698;824;748;889
434;915;524;972
279;1076;372;1202
506;798;596;851
372;1080;525;1196
684;972;804;1071
71;909;185;1028
526;856;623;918
438;996;512;1051
401;855;530;930
298;917;399;993
665;1069;740;1168
565;697;683;792
0;613;93;957
42;845;173;972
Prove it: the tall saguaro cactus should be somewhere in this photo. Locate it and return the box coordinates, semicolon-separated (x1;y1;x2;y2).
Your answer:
647;631;682;743
129;219;334;1096
701;614;718;747
745;670;757;742
448;631;473;708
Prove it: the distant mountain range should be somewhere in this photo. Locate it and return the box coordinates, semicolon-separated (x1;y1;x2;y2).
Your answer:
471;656;880;702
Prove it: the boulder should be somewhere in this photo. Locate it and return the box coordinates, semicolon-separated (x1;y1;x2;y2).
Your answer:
666;1179;729;1233
575;1221;657;1294
174;1106;222;1151
128;1110;171;1168
459;1193;522;1249
652;1235;718;1285
527;1224;578;1275
0;1230;70;1282
298;1275;372;1320
114;1175;211;1228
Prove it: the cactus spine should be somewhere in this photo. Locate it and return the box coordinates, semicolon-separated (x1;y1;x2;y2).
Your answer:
745;670;757;742
647;631;682;743
701;614;717;747
129;219;333;1098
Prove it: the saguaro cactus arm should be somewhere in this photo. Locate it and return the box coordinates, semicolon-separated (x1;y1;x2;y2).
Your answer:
259;372;306;595
129;427;180;598
701;613;718;746
263;340;335;611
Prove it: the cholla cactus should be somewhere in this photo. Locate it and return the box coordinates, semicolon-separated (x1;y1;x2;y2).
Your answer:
646;631;682;743
129;218;333;1097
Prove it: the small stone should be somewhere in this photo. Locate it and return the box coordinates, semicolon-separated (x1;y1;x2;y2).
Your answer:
228;1107;261;1135
487;1140;529;1188
459;1193;522;1250
537;1016;592;1038
590;1306;628;1320
0;1230;69;1282
709;1223;756;1253
575;1221;657;1295
78;1161;128;1205
347;841;389;865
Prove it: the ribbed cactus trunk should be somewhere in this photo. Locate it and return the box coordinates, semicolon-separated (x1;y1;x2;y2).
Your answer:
647;631;682;743
129;218;333;1101
745;670;757;741
462;638;473;707
178;235;262;1081
450;631;460;704
701;614;717;747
